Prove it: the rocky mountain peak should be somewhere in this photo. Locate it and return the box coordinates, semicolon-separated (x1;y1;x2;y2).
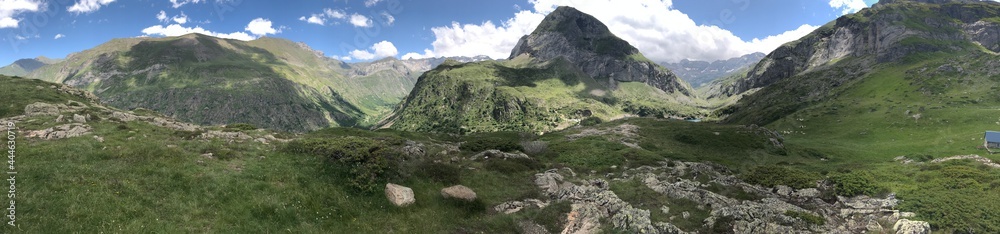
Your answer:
508;6;692;96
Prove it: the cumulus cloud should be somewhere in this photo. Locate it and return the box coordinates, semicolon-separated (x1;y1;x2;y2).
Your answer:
364;0;383;7
347;41;398;60
156;10;168;22
299;8;347;26
141;18;281;41
349;14;372;27
54;33;65;39
245;18;278;36
404;0;820;63
829;0;868;15
0;0;42;28
169;0;204;8
172;11;188;24
67;0;116;14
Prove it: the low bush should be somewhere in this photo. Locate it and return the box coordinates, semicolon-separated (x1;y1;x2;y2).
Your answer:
533;201;572;233
285;137;400;193
830;172;885;197
483;158;544;173
521;140;548;155
461;136;522;152
785;210;825;226
224;123;258;132
417;162;461;184
580;116;603;126
740;166;820;189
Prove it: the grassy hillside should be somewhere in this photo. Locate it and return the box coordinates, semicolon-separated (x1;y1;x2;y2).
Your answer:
387;57;701;134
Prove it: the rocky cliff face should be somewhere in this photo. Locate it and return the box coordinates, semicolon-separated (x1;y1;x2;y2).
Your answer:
662;53;765;88
509;6;694;98
715;0;1000;98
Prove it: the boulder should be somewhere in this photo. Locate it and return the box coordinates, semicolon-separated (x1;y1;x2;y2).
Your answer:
73;114;87;123
470;149;530;160
893;219;930;234
25;102;60;116
385;183;415;207
441;185;477;201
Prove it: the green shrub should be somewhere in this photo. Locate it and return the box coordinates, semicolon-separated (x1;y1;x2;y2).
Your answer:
173;130;205;140
461;137;522;152
418;162;461;184
580;116;603;126
830;172;885;197
673;134;699;145
533;201;572;233
785;210;825;226
285;137;399;193
483;158;543;173
741;166;820;189
224;123;258;132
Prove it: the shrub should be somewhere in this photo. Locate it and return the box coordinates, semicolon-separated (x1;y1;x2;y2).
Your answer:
224;123;257;132
484;158;544;173
534;201;572;233
521;140;548;155
417;162;461;184
830;172;885;197
785;210;825;226
461;137;522;152
673;134;699;145
740;166;820;189
173;130;205;140
580;116;602;126
285;137;399;193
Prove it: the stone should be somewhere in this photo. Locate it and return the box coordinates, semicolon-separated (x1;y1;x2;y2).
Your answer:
775;185;793;197
73;114;87;123
893;219;930;234
470;149;529;161
441;185;477;201
111;111;138;122
55;115;64;123
385;183;415;207
794;188;820;198
563;203;602;234
93;135;104;143
25;102;60;116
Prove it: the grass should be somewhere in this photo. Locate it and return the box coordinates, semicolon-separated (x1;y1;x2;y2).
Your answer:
0;76;91;118
610;179;710;232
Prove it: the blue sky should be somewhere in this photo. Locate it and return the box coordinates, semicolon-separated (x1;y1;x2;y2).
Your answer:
1;0;881;66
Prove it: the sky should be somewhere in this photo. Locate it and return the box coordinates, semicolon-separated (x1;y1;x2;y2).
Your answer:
0;0;885;66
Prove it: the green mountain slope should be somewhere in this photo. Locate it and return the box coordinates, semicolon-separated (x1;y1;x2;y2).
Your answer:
385;6;701;134
0;57;57;76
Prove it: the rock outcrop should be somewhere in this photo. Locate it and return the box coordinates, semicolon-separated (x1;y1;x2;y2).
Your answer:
508;6;693;97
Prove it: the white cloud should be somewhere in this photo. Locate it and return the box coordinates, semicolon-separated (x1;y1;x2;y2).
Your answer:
245;18;279;36
0;0;41;28
829;0;868;15
14;34;27;40
347;41;399;60
382;12;395;25
67;0;116;14
172;11;188;24
54;34;65;39
364;0;383;7
156;10;168;22
349;14;372;28
299;8;348;26
405;0;820;63
169;0;204;8
141;24;255;41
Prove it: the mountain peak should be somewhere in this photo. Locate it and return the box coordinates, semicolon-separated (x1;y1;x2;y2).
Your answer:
515;6;638;59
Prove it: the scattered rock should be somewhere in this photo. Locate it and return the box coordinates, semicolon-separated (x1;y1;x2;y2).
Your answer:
494;199;548;214
55;115;64;123
562;203;602;234
92;135;104;143
441;185;477;201
73;114;87;123
201;153;215;159
793;188;820;198
385;183;415;207
893;219;930;234
401;140;425;157
470;149;529;160
775;185;793;197
931;154;1000;168
23;124;92;140
25;102;60;116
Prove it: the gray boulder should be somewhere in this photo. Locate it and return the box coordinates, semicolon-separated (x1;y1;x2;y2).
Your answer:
441;185;477;201
385;183;415;207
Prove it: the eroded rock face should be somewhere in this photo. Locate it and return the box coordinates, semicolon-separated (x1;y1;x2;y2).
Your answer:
385;183;415;207
508;6;693;98
893;219;931;234
24;123;92;140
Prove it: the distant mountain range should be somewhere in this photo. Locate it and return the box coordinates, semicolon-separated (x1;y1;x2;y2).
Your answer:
660;52;765;88
4;35;493;132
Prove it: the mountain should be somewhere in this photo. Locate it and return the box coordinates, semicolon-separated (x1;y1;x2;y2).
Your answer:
22;34;475;132
509;7;694;97
383;6;700;134
661;52;765;88
0;57;59;76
